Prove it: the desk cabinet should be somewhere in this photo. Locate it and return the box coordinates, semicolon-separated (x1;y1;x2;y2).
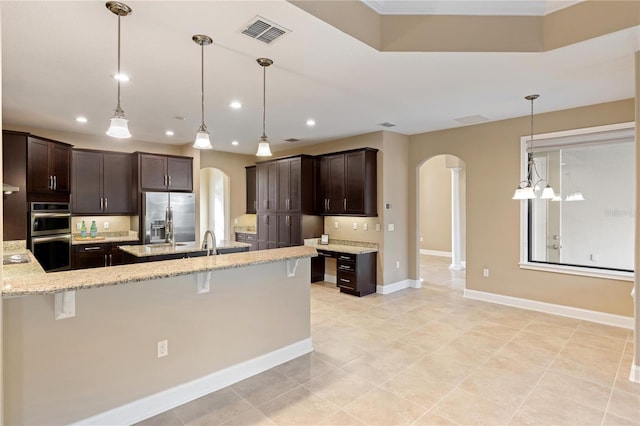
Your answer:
312;249;377;297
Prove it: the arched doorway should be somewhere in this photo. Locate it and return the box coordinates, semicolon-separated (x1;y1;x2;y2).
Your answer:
418;155;466;280
199;168;230;242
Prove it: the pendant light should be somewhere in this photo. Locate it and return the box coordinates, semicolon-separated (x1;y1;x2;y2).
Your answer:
512;94;555;200
192;34;213;149
105;1;132;139
256;58;273;157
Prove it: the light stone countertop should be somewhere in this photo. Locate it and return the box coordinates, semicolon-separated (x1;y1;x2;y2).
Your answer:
72;231;139;245
2;246;318;297
2;250;45;280
304;239;378;255
119;240;252;257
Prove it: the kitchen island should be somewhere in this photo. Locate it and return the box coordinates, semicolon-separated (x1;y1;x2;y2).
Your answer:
2;245;317;425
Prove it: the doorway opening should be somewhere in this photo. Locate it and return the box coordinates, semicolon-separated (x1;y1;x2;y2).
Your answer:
199;168;230;242
418;155;466;281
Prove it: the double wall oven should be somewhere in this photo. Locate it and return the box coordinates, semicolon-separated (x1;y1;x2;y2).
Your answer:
30;202;71;272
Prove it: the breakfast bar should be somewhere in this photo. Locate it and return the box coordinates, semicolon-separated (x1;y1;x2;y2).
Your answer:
2;245;317;425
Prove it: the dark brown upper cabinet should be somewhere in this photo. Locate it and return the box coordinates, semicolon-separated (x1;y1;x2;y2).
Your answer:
136;153;193;192
245;165;257;214
257;155;315;214
2;130;28;240
71;150;134;215
27;136;72;195
316;148;378;217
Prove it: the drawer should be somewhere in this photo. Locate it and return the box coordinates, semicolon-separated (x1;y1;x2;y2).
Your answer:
76;245;107;254
337;271;356;291
317;250;333;258
337;261;355;273
245;233;256;242
336;253;356;263
235;233;246;242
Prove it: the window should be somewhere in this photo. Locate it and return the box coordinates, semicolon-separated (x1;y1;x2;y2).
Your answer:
519;123;635;279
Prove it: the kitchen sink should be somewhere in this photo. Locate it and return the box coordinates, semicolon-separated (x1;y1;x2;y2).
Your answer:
145;243;190;249
2;253;31;265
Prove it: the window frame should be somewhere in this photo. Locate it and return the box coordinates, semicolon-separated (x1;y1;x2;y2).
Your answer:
517;121;635;282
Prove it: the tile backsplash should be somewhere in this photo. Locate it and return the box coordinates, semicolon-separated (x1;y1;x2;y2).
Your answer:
71;216;134;233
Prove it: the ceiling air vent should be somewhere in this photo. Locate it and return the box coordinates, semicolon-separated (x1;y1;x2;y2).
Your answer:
285;138;300;143
241;16;290;45
378;122;397;128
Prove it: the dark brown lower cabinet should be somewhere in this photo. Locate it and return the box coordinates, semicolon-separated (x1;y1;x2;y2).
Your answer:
73;243;130;269
235;232;257;251
312;250;377;297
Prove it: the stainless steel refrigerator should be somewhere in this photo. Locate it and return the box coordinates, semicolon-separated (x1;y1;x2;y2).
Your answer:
142;192;196;244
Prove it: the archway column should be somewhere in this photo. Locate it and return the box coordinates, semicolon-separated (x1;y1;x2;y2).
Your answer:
449;166;464;271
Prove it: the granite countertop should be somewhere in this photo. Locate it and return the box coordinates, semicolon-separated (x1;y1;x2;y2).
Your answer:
2;246;318;297
72;231;139;245
119;240;252;257
234;227;257;235
2;249;45;280
304;238;378;255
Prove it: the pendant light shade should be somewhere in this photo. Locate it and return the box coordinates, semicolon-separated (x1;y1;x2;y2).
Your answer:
192;34;213;149
105;1;132;139
256;58;274;157
512;94;556;200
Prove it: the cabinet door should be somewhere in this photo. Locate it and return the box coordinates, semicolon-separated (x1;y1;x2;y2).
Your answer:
276;214;290;247
139;154;168;191
108;245;126;266
257;213;277;250
245;166;257;214
288;158;302;211
103;152;132;214
328;154;345;213
71;151;103;214
167;157;192;191
266;162;277;212
344;151;365;213
73;245;107;269
277;159;290;211
27;137;51;193
50;143;71;192
256;163;269;212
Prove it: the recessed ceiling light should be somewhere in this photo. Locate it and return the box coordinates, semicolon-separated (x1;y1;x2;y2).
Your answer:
165;130;174;136
306;119;316;126
76;116;88;123
231;140;239;146
174;115;186;121
113;73;130;82
229;101;242;109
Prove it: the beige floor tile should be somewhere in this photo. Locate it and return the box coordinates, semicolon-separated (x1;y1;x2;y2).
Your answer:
524;320;576;340
511;388;605;426
534;312;582;329
602;412;640;426
344;387;427;426
408;353;477;385
136;410;184;426
173;388;254;426
381;367;456;409
577;321;630;340
446;330;508;354
569;329;628;354
411;410;458;426
340;351;411;385
534;370;612;412
313;340;368;367
257;387;340;425
606;387;640;423
303;369;376;407
495;339;558;367
321;410;367;425
614;367;640;395
470;321;521;340
433;387;514;425
231;369;299;407
430;340;494;369
510;329;568;353
222;407;275;426
275;352;337;384
549;341;621;386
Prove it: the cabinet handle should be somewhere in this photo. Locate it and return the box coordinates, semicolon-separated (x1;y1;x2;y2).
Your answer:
104;198;108;211
264;215;269;224
339;265;350;270
109;254;113;266
54;175;57;190
286;215;290;226
327;199;330;211
48;176;52;190
344;198;347;211
287;199;290;210
254;200;257;210
168;176;172;187
104;254;108;268
339;278;351;283
100;198;104;211
84;246;101;251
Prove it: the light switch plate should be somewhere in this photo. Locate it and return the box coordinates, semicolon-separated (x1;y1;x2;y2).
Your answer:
363;223;368;231
103;221;109;229
353;223;358;230
388;224;395;232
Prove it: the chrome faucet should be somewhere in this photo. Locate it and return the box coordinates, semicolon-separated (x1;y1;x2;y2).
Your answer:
202;229;216;256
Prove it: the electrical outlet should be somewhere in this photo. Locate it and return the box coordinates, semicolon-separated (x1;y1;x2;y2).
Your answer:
103;221;109;229
375;223;380;231
76;223;82;231
483;268;489;277
353;223;358;230
363;223;368;231
234;218;238;225
157;340;168;358
420;236;424;242
388;224;395;232
334;221;339;229
396;261;400;269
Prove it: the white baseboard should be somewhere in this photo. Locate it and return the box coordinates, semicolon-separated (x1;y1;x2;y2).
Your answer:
75;338;313;426
324;274;336;284
420;249;452;257
377;279;421;294
464;289;634;330
629;363;640;383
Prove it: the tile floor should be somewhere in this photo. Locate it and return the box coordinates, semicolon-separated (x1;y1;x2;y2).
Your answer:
139;255;639;425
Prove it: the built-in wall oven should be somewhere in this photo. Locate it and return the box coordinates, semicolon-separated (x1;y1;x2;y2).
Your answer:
30;202;71;272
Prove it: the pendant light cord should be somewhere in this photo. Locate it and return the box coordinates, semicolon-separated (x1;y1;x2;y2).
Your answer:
200;42;205;128
116;15;122;111
262;64;267;139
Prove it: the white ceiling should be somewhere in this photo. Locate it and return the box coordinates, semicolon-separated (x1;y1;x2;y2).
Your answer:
362;0;584;16
1;1;638;155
